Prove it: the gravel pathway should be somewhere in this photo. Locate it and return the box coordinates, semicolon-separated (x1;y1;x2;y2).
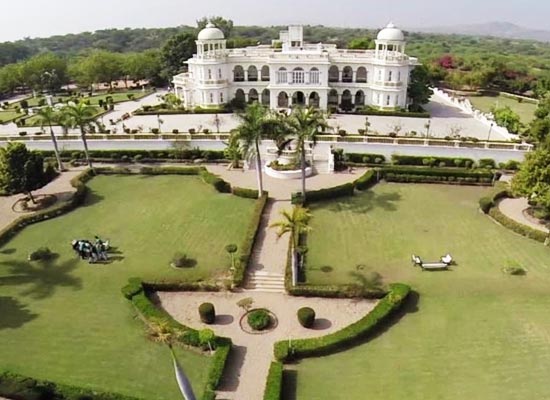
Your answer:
157;291;377;400
498;197;549;233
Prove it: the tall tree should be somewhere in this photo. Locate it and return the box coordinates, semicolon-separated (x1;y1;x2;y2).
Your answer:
36;106;63;171
72;50;123;90
0;63;22;94
285;107;329;198
122;50;162;86
408;65;434;112
234;103;280;198
62;102;97;168
160;33;196;81
0;142;45;202
348;37;374;50
20;53;68;93
491;105;522;134
196;16;234;38
527;95;550;144
512;146;550;214
270;206;312;286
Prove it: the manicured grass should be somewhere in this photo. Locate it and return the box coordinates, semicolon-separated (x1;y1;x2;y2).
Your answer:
88;90;152;105
0;174;256;399
468;94;537;124
0;110;23;124
292;183;550;400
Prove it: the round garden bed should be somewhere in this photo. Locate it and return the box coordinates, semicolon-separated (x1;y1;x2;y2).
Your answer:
239;308;278;335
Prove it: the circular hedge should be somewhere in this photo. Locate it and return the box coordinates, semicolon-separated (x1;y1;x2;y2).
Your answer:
198;302;215;324
297;307;316;328
247;309;271;331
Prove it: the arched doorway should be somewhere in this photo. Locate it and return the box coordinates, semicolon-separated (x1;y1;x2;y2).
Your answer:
355;90;365;107
356;67;367;83
278;92;289;108
247;66;258;82
328;66;339;83
249;88;259;103
309;92;320;108
233;66;244;82
342;66;353;83
235;89;246;103
328;89;339;106
341;90;353;111
292;91;306;106
261;65;270;81
261;89;270;106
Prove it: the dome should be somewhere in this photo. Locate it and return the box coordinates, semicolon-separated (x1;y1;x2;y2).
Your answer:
198;23;225;40
377;22;405;41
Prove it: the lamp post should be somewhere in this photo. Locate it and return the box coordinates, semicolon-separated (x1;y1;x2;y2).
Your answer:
487;122;494;142
425;120;431;139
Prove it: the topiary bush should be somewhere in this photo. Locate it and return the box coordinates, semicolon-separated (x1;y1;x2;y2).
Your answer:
297;307;316;328
479;196;494;214
199;302;216;324
247;309;271;331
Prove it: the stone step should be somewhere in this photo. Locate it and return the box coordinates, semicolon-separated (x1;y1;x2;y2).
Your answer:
245;287;285;293
248;271;285;278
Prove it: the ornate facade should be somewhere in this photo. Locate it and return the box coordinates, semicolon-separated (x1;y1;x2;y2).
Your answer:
173;23;419;111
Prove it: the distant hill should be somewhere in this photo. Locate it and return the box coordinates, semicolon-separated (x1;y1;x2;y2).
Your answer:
411;21;550;43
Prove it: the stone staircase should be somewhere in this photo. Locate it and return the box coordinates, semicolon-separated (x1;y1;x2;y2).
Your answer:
245;270;285;293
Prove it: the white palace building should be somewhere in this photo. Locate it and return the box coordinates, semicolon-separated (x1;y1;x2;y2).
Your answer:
173;23;419;111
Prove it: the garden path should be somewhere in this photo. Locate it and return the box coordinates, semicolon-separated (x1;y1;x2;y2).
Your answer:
0;167;86;232
498;197;549;233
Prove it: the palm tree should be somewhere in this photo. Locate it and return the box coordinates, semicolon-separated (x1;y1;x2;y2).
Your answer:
285;107;329;199
270;205;312;286
36;106;63;171
234;102;282;198
62;101;97;168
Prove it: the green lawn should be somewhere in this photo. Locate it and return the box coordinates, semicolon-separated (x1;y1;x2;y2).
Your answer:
0;110;23;124
468;94;537;124
0;174;256;399
292;183;550;400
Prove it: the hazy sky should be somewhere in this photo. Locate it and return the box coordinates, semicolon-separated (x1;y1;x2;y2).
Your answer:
1;0;549;42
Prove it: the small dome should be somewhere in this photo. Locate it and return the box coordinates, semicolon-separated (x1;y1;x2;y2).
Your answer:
377;22;405;41
198;23;225;40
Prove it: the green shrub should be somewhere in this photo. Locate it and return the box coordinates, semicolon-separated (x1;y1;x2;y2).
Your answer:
353;170;376;191
391;154;474;168
199;170;232;193
488;207;547;242
248;309;271;331
345;153;386;164
291;191;305;205
297;307;316;328
202;338;232;398
121;277;144;300
151;128;159;134
199;302;216;324
380;166;494;185
305;183;355;203
274;283;410;361
478;158;496;169
232;187;260;199
28;247;56;261
263;362;284;400
479;197;494;214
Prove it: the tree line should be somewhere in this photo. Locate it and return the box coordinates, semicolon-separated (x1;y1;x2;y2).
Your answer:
1;17;550;97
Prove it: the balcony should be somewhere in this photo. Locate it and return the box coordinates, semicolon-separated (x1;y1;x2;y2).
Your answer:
374;81;403;88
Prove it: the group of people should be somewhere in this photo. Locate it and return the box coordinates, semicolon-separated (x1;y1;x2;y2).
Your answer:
71;236;110;263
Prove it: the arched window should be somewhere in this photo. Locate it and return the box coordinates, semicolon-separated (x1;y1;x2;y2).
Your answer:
248;66;258;82
356;67;367;83
278;91;289;108
261;89;270;106
309;92;320;108
292;91;305;106
234;66;244;82
277;67;287;84
249;88;259;103
342;66;353;83
341;90;353;111
309;67;320;84
328;89;339;106
261;66;270;81
355;90;365;106
235;89;246;103
328;66;339;83
292;67;304;84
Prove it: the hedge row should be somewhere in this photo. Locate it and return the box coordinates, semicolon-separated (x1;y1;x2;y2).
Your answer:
39;149;227;162
273;283;411;361
263;362;284;400
351;109;430;118
391;154;475;168
479;186;511;214
123;280;233;399
296;182;355;204
380;166;495;185
234;193;268;286
353;169;376;191
0;371;142;400
0;168;94;247
488;206;547;243
200;170;232;193
232;186;261;199
344;153;386;164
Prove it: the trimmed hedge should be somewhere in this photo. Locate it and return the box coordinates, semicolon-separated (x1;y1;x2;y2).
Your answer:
488;207;547;243
200;170;232;193
351;109;430;118
234;193;268;287
232;186;262;199
353;169;376;191
302;182;355;204
380;166;494;185
297;307;316;328
263;362;284;400
344;153;386;164
139;166;204;175
199;302;216;324
39;149;227;162
202;337;232;400
391;154;475;168
0;371;142;400
274;283;411;361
